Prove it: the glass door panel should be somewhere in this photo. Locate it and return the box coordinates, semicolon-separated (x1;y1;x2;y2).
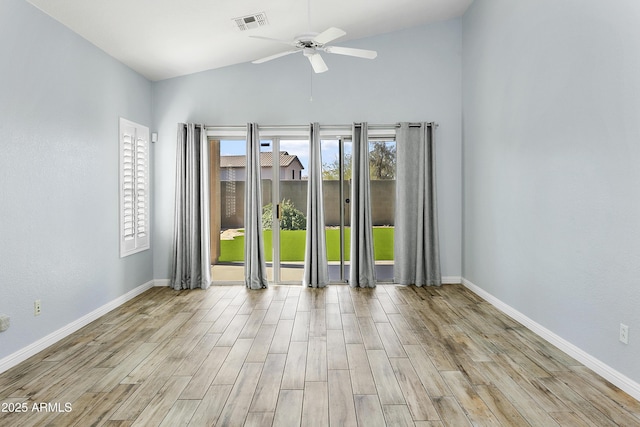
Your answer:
277;139;309;283
211;139;247;283
260;137;309;284
321;138;351;282
368;139;396;282
260;139;274;282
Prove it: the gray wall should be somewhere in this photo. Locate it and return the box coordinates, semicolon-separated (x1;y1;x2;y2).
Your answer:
153;20;463;280
462;0;640;383
0;0;153;360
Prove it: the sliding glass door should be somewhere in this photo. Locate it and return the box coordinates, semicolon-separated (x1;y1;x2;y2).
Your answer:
321;136;396;283
209;126;396;285
262;137;309;284
209;133;309;285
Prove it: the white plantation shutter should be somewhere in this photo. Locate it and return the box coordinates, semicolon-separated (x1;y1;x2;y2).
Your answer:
120;118;150;257
135;133;149;244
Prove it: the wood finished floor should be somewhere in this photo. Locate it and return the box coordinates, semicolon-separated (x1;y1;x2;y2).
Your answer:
1;284;640;427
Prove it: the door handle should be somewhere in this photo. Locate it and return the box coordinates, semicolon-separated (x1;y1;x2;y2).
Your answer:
276;203;281;220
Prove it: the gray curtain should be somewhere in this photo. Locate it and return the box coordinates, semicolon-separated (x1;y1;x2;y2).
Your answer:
349;123;376;288
303;123;329;287
170;123;212;290
244;123;268;289
394;122;441;286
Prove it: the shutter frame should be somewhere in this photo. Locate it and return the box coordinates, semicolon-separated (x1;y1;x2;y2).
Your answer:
120;118;150;257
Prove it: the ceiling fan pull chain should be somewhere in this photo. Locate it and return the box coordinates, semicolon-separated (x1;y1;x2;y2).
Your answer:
310;68;314;102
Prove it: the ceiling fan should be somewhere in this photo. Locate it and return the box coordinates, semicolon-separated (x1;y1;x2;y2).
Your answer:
250;27;377;73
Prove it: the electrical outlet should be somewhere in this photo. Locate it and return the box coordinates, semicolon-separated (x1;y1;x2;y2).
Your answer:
620;323;629;344
34;300;41;316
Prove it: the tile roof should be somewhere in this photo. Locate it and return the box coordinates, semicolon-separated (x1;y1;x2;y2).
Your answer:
220;151;303;169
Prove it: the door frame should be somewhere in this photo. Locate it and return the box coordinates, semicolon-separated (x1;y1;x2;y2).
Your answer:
206;125;398;286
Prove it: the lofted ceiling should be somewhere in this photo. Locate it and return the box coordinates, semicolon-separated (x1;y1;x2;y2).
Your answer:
26;0;473;81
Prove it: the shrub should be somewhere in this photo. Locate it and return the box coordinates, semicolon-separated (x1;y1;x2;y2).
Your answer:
262;199;306;230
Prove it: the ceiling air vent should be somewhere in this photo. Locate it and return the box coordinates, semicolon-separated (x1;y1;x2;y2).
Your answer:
233;12;268;31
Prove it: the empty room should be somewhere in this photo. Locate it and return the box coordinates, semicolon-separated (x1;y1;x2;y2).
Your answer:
1;0;639;425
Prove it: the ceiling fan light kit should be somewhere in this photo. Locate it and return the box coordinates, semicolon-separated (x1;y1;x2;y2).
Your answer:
305;50;328;73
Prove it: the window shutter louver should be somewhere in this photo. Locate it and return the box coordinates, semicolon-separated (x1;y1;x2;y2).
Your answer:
120;118;150;257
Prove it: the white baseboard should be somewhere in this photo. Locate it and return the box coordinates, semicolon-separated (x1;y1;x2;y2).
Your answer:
0;280;155;375
461;277;640;401
157;278;462;286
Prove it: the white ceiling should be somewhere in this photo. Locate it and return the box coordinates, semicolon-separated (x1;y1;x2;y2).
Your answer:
26;0;473;81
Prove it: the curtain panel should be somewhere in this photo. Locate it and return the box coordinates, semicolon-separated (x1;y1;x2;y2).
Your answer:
244;123;269;289
303;123;329;287
349;122;376;288
394;122;441;286
170;123;212;290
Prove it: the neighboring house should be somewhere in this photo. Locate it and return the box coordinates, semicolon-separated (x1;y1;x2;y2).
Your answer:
220;151;304;181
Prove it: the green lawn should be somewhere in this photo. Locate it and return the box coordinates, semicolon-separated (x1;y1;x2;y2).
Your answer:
218;227;394;262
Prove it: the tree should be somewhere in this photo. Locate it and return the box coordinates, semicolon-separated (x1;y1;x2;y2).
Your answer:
262;199;306;230
369;142;396;180
322;142;396;180
322;153;352;180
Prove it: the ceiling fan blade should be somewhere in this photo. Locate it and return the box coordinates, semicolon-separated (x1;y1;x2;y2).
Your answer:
323;46;377;59
308;53;328;73
249;35;295;46
252;49;299;64
313;27;346;45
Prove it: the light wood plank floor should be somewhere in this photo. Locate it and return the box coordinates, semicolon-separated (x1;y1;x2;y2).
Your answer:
1;284;639;426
